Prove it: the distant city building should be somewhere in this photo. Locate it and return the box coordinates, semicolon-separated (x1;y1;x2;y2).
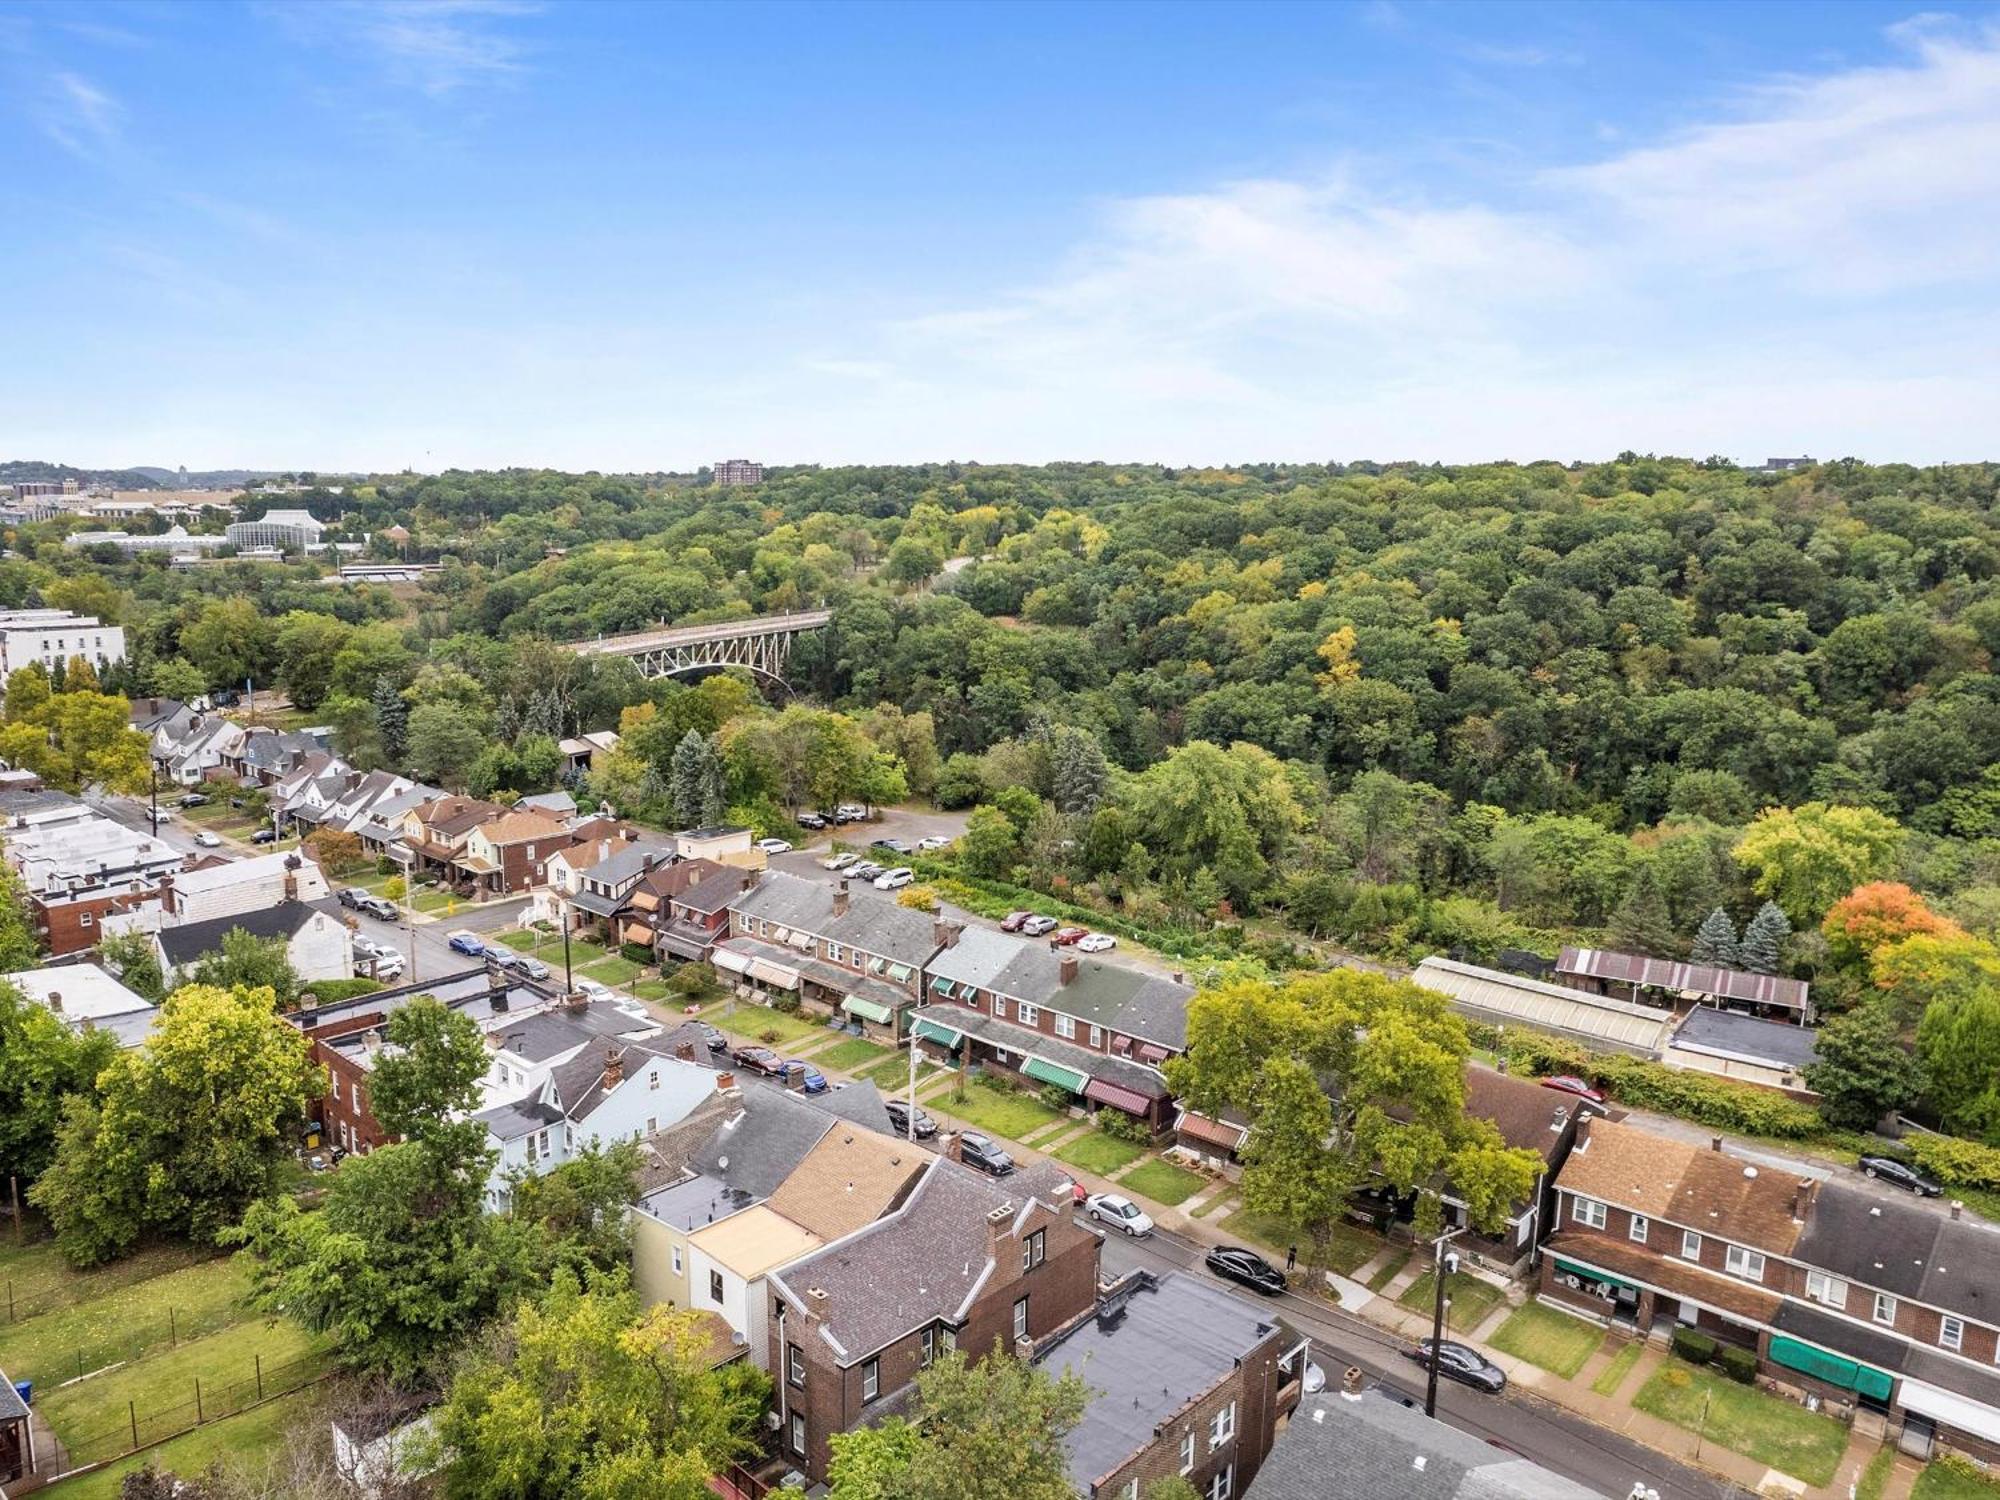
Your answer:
713;459;764;487
65;526;226;556
0;608;127;675
225;508;326;551
10;482;63;499
1759;456;1814;473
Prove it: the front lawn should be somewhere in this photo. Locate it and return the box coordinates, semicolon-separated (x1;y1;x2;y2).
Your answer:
1488;1302;1605;1378
712;1005;826;1046
863;1055;942;1092
410;887;454;914
54;1388;317;1500
813;1036;894;1073
937;1082;1068;1142
579;955;644;985
1634;1359;1850;1487
1055;1131;1149;1178
1398;1271;1506;1337
1913;1456;2000;1500
1591;1340;1645;1397
1118;1158;1207;1208
1216;1205;1382;1276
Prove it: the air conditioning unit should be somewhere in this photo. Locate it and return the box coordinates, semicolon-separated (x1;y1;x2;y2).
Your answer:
764;1411;782;1431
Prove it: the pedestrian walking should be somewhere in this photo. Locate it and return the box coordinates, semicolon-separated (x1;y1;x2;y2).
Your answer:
1286;1244;1297;1271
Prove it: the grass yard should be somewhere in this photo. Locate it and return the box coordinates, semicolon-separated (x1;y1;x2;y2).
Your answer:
579;955;645;985
937;1083;1068;1142
1591;1340;1645;1397
863;1055;942;1092
410;887;454;914
1913;1457;2000;1500
1054;1131;1149;1178
1367;1251;1411;1292
813;1036;894;1073
712;1005;826;1046
1634;1359;1850;1487
1488;1302;1604;1379
485;927;553;949
1216;1205;1383;1276
1856;1447;1898;1500
52;1388;317;1500
1398;1271;1506;1337
631;978;674;1001
1118;1157;1207;1208
0;1256;254;1392
0;1240;211;1323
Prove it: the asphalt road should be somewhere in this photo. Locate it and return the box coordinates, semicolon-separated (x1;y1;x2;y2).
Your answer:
1092;1223;1753;1500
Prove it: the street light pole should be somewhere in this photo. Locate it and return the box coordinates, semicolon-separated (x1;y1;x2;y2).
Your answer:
1425;1225;1467;1419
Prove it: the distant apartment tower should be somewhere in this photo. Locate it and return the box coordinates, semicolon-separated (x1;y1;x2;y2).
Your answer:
713;459;764;487
11;482;63;500
0;610;127;676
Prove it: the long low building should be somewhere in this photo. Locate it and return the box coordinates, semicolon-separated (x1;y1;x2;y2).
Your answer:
1411;956;1677;1055
1556;944;1811;1021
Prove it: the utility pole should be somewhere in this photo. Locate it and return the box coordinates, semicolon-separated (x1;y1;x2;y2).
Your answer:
399;849;417;983
1424;1225;1467;1419
562;907;574;995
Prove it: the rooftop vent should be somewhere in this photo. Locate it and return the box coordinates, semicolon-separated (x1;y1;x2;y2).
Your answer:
1743;1166;1758;1179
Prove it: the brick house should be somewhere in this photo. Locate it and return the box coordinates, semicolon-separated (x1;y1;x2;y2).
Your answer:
909;926;1194;1131
619;858;733;960
1543;1116;2000;1462
1039;1270;1306;1500
395;795;506;885
763;1158;1099;1485
454;809;572;897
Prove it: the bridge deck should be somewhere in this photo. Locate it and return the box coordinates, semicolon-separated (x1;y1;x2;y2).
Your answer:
569;608;833;656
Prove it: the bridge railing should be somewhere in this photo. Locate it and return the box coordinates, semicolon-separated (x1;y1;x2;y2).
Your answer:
571;609;833;655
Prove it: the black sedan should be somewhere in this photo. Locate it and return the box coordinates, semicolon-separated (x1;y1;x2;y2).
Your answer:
958;1131;1014;1177
1401;1340;1507;1394
730;1045;788;1077
1204;1245;1287;1296
1859;1156;1943;1197
885;1099;938;1139
695;1022;728;1054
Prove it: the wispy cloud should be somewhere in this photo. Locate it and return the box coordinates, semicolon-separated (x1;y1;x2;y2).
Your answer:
1459;40;1581;68
38;70;123;159
267;0;539;97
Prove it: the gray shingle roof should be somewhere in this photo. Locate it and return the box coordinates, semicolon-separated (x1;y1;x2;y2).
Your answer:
473;1096;564;1141
1245;1388;1606;1500
690;1088;836;1199
732;872;945;968
157;900;319;967
927;927;1193;1048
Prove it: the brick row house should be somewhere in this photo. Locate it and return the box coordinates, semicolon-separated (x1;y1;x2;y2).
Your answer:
1543;1117;2000;1461
909;925;1196;1132
719;872;954;1041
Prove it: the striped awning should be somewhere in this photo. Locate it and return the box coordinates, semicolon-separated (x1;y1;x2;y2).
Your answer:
748;959;801;991
712;946;752;976
1084;1078;1153;1115
1136;1042;1171;1064
843;995;895;1025
1176;1110;1248;1150
912;1015;963;1048
1023;1056;1088;1093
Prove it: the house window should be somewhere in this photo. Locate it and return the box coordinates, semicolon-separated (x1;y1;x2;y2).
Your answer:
330;1075;341;1102
1013;1296;1029;1342
645;1117;658;1134
649;1070;660;1090
1018;1002;1040;1027
709;1269;725;1303
1124;1481;1139;1500
790;1412;806;1456
1208;1464;1234;1500
920;1326;935;1367
79;911;93;927
994;998;1007;1019
827;943;844;963
1629;1215;1649;1245
1054;1014;1075;1040
537;1128;550;1159
788;1343;805;1388
941;1326;956;1353
1874;1292;1897;1326
1571;1196;1607;1229
1180;1429;1196;1473
1723;1245;1766;1282
672;1246;683;1276
1022;1229;1046;1271
1806;1271;1847;1310
1089;1025;1103;1048
862;1358;880;1402
1942;1317;1965;1352
525;1132;539;1164
1209;1400;1236;1450
1682;1230;1702;1261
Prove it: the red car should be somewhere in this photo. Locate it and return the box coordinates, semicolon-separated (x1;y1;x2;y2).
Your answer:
1539;1074;1607;1105
1051;926;1088;945
1001;910;1033;932
730;1045;787;1077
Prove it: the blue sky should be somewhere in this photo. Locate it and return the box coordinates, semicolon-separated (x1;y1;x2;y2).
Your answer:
4;0;1999;470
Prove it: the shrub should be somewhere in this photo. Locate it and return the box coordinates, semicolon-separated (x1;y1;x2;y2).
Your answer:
771;991;801;1016
1036;1084;1073;1113
1097;1108;1153;1144
619;941;654;966
759;1027;782;1044
1716;1346;1757;1384
382;876;407;902
1905;1133;2000;1194
301;977;384;1005
376;855;398;876
897;884;940;913
1670;1327;1717;1365
1504;1034;1822;1139
666;962;715;997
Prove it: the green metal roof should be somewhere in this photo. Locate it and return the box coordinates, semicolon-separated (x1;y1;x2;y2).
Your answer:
1554;1257;1638;1295
1768;1336;1894;1401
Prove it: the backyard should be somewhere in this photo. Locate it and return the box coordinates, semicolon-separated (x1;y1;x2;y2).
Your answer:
52;1388;316;1500
1488;1302;1605;1379
1633;1359;1850;1488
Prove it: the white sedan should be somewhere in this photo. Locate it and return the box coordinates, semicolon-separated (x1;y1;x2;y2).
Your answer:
1076;933;1116;953
193;831;223;848
1086;1193;1154;1237
821;851;859;870
916;834;954;851
873;867;915;890
757;837;794;855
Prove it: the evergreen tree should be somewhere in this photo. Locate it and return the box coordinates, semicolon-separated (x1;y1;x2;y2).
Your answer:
1739;900;1792;974
1048;726;1110;816
668;730;726;828
371;674;409;763
1609;864;1678;957
1690;907;1740;968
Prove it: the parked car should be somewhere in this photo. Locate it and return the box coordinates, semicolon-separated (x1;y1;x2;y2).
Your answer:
884;1099;938;1139
484;941;519;967
193;831;223;849
849;861;886;881
822;850;859;870
796;812;828;830
502;952;551;981
338;887;365;909
1204;1245;1286;1295
178;793;209;808
757;837;794;855
695;1022;728;1053
916;835;952;851
1401;1340;1507;1394
1859;1156;1943;1197
358;895;398;920
1075;932;1116;953
784;1061;829;1094
1001;910;1034;932
447;930;486;957
731;1044;787;1077
873;867;914;890
1051;926;1089;946
575;978;619;1003
871;837;913;855
1087;1193;1155;1237
251;829;278;844
958;1131;1015;1177
834;804;868;823
1538;1075;1607;1105
148;809;173;825
1020;915;1059;937
371;953;407;981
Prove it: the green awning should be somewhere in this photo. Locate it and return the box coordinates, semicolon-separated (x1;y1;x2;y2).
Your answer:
1023;1056;1089;1093
912;1016;963;1048
931;976;957;998
842;995;895;1025
1768;1336;1894;1401
1554;1258;1639;1295
887;963;914;984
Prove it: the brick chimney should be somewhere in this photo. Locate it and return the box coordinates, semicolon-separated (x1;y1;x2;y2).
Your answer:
45;989;61;1014
1059;953;1079;987
1791;1176;1819;1224
1342;1365;1365;1399
804;1285;830;1319
934;918;961;950
1710;1135;1723;1153
565;989;587;1014
832;879;850;918
1572;1114;1592;1151
676;1040;697;1062
642;852;659;873
985;1201;1015;1257
603;1047;624;1090
1952;1200;1965;1220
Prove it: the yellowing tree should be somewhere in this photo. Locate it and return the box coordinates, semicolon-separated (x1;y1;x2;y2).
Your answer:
1733;802;1904;925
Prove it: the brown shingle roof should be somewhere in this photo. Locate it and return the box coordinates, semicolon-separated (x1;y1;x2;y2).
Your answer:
1462;1068;1579;1166
478;809;568;846
763;1125;928;1240
416;794;505;838
1554;1118;1808;1255
1555;1118;1701;1220
1545;1232;1784;1325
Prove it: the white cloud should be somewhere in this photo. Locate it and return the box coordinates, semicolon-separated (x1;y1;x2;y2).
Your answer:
266;0;538;97
38;71;122;158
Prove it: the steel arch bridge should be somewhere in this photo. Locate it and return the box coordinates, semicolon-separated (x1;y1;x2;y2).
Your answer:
566;609;832;688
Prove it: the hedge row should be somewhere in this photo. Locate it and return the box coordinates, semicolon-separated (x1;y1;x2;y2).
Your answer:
1904;1134;2000;1194
1503;1033;1824;1139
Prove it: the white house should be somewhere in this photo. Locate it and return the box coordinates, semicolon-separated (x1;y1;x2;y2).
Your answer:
0;609;126;676
154;900;352;986
154;716;244;786
163;851;329;923
3;962;157;1048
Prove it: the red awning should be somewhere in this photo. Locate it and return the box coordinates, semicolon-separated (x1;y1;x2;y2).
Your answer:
1084;1078;1154;1115
1177;1110;1248;1151
1136;1043;1171;1064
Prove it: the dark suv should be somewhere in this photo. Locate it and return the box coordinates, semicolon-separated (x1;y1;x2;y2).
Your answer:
885;1099;938;1139
958;1131;1014;1177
